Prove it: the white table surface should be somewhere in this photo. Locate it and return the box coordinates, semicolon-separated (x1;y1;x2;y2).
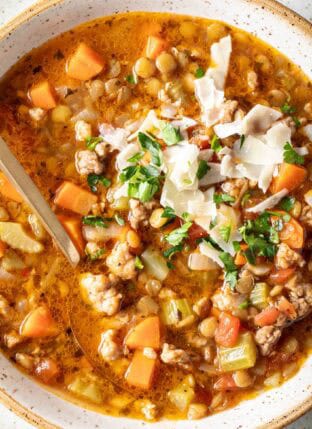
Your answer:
0;0;312;428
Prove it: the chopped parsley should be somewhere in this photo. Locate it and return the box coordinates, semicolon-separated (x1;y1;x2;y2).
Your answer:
292;116;301;128
87;173;111;193
127;151;144;163
211;134;222;153
167;261;175;270
165;222;192;246
283;142;305;165
160;122;183;146
82;216;108;228
239;134;246;149
125;74;136;84
195;67;205;78
219;252;238;290
161;206;176;220
238;299;251;310
135;256;144;270
279;196;296;212
163;244;183;259
196;160;210;180
281;103;296;115
87;248;105;261
182;212;191;222
85;136;103;151
219;224;232;243
241;191;251;206
138;132;162;166
213;193;235;204
114;213;125;225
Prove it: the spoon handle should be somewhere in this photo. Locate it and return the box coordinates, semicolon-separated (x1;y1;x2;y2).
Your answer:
0;137;80;267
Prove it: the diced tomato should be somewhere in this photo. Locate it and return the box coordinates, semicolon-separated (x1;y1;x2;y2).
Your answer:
195;386;212;405
254;306;280;327
215;312;241;347
188;223;208;241
20;306;58;338
214;374;237;391
269;268;295;285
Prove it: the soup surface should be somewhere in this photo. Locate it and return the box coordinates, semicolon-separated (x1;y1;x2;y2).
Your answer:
0;11;312;422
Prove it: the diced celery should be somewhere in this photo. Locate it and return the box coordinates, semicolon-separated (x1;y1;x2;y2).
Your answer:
68;376;103;404
218;332;257;372
250;282;269;310
141;247;169;281
161;299;193;326
168;375;195;411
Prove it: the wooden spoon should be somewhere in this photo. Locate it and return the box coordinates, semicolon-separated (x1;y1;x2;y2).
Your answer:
0;137;80;267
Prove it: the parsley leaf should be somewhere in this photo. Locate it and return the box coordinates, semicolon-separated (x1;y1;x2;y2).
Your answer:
220;252;238;290
127;151;144;163
85;136;103;151
138;132;162;166
87;174;111;192
211;134;222;152
195;67;205;78
241;191;251;206
119;165;163;203
240;134;245;149
238;299;251;310
160;122;183;146
219;225;231;243
213;193;235;204
114;213;125;225
82;216;108;228
283;142;305;165
163;244;183;259
292;116;301;128
196;160;210;180
135;256;144;270
182;212;191;221
281;103;296;115
125;74;136;84
165;222;192;246
87;248;105;261
279;196;296;212
161;207;176;219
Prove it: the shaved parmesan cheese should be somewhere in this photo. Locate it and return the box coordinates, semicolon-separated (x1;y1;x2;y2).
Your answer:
128;110;160;140
303;124;312;141
214;104;282;138
116;143;140;171
246;188;288;213
164;143;199;191
266;122;291;150
233;135;283;165
171;116;197;139
160;103;179;119
198;149;214;162
199;242;224;268
188;187;216;218
295;147;309;156
194;77;225;127
220;154;244;178
188;253;219;271
206;35;232;90
199;162;226;186
99;123;130;151
258;164;276;193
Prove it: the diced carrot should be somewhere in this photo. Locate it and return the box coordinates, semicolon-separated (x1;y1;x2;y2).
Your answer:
214;374;237;391
34;358;60;383
57;215;85;256
29;81;57;110
20;306;58;338
254;306;280;327
269;267;295;285
66;43;105;80
271;210;304;249
277;296;296;318
54;181;97;216
215;312;241;347
145;36;167;60
270;163;307;194
0;241;6;258
125;316;160;350
125;350;157;390
188;223;208;242
0;172;23;202
234;244;248;266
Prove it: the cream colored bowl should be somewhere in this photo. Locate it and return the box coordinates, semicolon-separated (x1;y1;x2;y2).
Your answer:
0;1;311;428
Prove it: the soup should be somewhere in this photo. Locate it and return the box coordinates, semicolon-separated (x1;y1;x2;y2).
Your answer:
0;11;311;422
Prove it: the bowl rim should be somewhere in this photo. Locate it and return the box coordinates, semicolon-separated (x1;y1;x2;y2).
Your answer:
0;0;311;428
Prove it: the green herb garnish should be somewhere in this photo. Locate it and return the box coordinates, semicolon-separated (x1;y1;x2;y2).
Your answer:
82;216;108;228
241;191;251;206
125;74;136;84
160;122;183;146
127;152;145;163
279;196;296;212
163;244;183;259
165;222;192;246
87;248;105;261
240;134;245;149
219;252;238;290
219;225;232;243
196;160;210;180
213;193;235;204
195;67;205;78
211;134;222;153
138;132;162;167
114;213;125;225
238;299;251;310
135;256;144;270
87;173;111;192
161;206;176;219
85;136;103;151
281;103;296;115
283;142;305;165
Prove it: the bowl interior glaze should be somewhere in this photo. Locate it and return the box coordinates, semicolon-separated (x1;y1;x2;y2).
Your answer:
0;1;311;428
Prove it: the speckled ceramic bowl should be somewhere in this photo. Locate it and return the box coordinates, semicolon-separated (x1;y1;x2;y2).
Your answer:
0;0;311;428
